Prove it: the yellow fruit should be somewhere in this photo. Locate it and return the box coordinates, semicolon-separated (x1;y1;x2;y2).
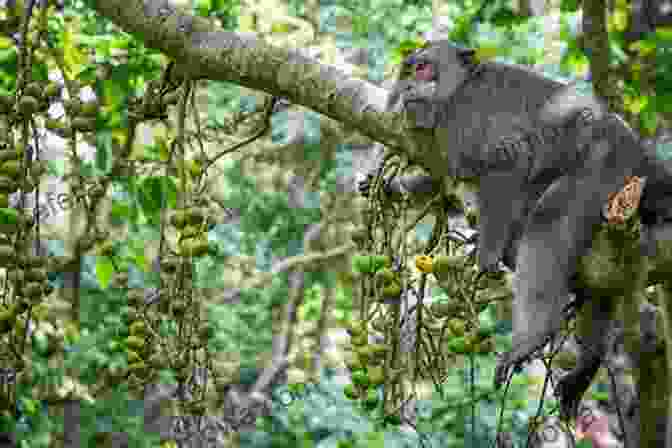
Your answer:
414;254;433;274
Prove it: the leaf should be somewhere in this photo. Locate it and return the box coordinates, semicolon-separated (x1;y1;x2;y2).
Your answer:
640;105;659;137
560;0;580;12
0;36;14;50
96;257;115;289
628;39;656;57
475;45;499;62
0;208;19;225
62;27;88;80
656;26;672;40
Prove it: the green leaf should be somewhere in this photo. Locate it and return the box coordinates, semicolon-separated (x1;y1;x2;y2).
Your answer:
0;208;19;225
560;0;580;12
96;257;115;289
640;104;659;137
137;176;176;221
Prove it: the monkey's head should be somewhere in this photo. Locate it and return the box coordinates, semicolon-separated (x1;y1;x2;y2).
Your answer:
404;41;480;102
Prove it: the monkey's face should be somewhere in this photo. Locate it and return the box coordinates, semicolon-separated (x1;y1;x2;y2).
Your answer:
405;41;479;102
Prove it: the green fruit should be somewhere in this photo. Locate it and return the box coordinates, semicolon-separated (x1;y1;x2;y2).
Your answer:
180;225;201;239
22;281;46;299
0;150;20;163
367;365;385;386
126;349;142;363
185;207;206;225
345;319;366;336
350;226;368;245
129;320;147;336
344;352;363;371
18;95;39;115
0;95;13;113
79;101;99;117
163;91;181;105
25;268;47;282
64;99;81;115
24;82;43;99
170;210;188;229
71;117;96;132
369;343;390;358
0;175;15;194
43;82;61;99
431;301;461;318
448;318;466;337
0;193;7;208
350;333;368;346
0;160;21;178
355;345;374;363
381;281;402;299
179;237;209;257
128;361;146;372
374;267;396;286
432;255;463;281
125;335;145;350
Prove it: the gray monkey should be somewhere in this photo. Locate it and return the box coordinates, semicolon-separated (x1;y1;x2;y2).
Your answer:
359;40;672;419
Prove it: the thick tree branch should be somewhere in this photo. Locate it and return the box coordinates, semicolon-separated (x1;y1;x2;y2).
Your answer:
88;0;407;151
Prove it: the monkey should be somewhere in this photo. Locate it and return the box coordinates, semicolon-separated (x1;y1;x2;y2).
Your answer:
357;40;672;420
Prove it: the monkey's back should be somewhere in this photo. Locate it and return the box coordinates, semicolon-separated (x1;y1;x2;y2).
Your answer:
431;62;568;179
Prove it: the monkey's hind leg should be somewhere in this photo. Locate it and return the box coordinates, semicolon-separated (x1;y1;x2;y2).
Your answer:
495;119;643;388
555;288;618;420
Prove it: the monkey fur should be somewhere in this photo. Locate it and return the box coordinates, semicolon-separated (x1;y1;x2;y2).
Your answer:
358;40;672;419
